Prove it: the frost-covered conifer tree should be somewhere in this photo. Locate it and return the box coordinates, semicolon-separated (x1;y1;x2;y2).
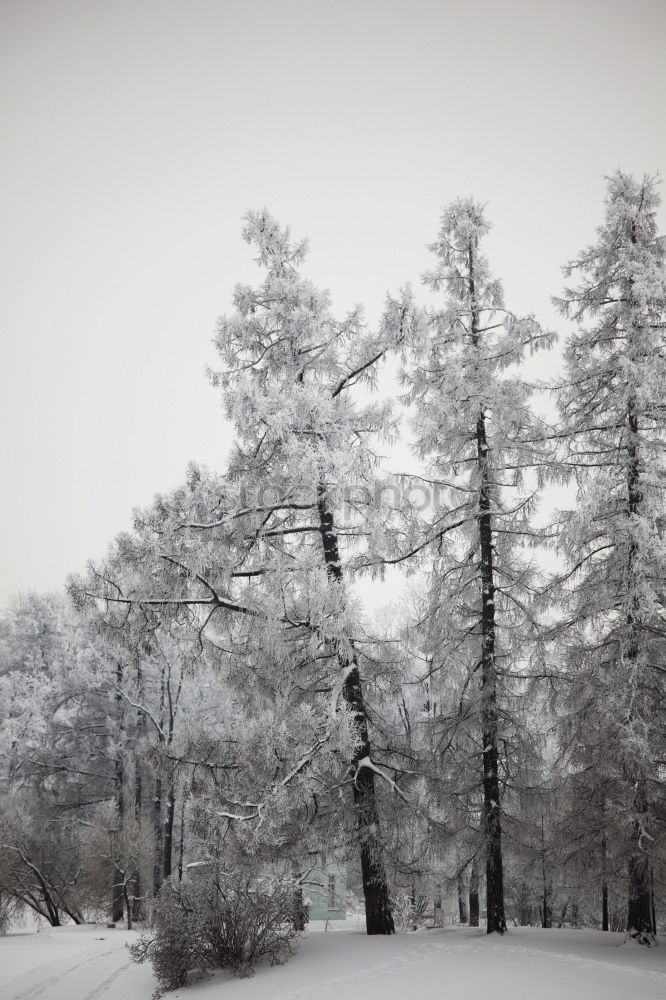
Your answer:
404;199;553;934
209;210;407;934
83;212;412;934
553;172;666;944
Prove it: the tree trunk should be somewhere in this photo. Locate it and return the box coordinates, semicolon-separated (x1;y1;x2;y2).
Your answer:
63;904;86;925
627;850;652;941
163;783;176;880
123;880;132;931
291;885;308;931
624;398;654;945
457;874;468;924
291;865;308;932
433;886;443;926
317;485;394;935
34;870;61;926
111;878;123;924
177;796;185;882
601;834;609;932
627;782;654;942
347;678;395;935
131;878;142;923
132;650;144;921
135;658;144;822
153;774;163;894
469;861;480;927
476;414;506;934
602;882;609;932
470;249;506;936
541;813;552;928
112;659;125;924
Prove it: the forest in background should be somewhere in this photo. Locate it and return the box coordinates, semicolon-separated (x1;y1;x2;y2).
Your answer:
0;171;664;951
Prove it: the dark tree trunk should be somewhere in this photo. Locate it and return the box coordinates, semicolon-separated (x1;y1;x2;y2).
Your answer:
601;834;609;932
433;887;443;926
131;880;142;923
163;784;176;880
627;849;652;941
476;431;505;935
602;883;609;932
112;659;125;924
624;397;654;945
177;797;185;882
317;486;394;935
469;861;480;927
123;880;132;931
457;874;468;924
35;873;61;927
135;688;143;822
291;884;308;931
62;904;86;925
132;650;144;921
154;658;167;893
470;248;506;936
346;679;395;935
153;774;163;893
541;814;552;929
111;879;124;924
627;782;653;942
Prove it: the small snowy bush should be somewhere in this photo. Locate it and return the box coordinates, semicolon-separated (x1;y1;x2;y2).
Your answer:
129;868;302;996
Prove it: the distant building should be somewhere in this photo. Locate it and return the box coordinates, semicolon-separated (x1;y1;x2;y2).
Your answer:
305;863;347;921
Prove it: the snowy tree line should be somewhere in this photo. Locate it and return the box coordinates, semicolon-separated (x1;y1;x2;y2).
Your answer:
0;171;664;947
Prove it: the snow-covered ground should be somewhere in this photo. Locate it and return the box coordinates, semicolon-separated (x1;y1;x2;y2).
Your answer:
2;920;665;1000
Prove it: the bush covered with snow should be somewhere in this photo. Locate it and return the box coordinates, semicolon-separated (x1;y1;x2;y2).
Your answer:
129;868;303;996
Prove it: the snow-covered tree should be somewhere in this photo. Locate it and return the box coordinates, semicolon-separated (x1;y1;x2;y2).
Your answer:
198;211;410;933
403;198;554;933
553;171;666;944
70;537;232;919
78;212;415;933
0;788;87;926
83;800;155;930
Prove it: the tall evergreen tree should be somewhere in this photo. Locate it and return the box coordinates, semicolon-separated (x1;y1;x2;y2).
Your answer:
205;210;405;933
403;199;553;933
553;171;666;944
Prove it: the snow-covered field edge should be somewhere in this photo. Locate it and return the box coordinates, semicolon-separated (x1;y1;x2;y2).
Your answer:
2;920;666;1000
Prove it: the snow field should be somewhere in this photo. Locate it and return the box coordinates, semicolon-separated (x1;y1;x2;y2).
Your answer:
1;924;666;1000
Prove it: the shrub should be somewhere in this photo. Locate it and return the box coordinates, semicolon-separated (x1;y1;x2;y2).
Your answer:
0;889;22;935
130;867;303;996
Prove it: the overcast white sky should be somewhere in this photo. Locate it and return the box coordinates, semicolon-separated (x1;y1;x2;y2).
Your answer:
1;0;665;604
